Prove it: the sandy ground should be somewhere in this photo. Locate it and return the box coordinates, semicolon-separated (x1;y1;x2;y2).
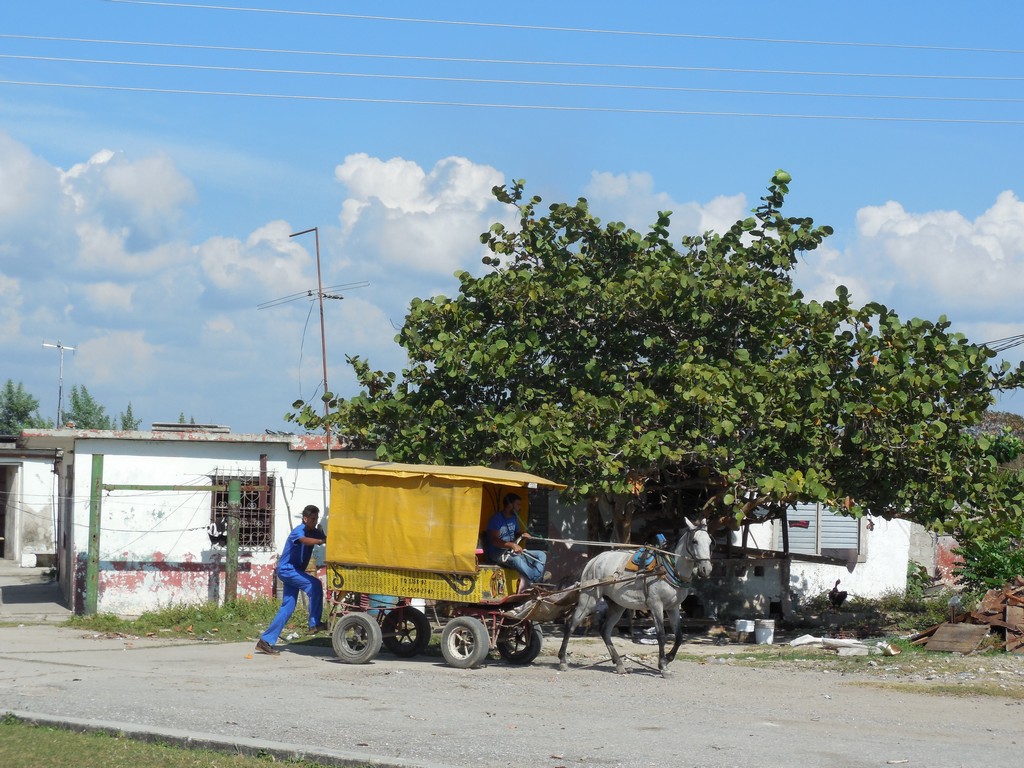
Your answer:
2;622;1022;768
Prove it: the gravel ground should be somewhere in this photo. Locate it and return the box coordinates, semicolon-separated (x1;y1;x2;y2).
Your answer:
2;623;1022;768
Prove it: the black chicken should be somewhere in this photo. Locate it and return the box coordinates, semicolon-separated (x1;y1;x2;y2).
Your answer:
829;579;848;610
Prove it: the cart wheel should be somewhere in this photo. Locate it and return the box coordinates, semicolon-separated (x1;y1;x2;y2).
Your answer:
440;616;490;669
497;622;544;665
332;613;383;664
381;606;432;658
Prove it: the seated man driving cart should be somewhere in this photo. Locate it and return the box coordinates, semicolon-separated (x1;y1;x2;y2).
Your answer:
485;492;547;589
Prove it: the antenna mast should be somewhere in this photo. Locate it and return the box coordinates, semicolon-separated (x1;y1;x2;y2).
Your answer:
42;340;76;427
289;227;331;457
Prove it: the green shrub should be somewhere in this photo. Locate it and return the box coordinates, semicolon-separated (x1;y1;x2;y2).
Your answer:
905;561;931;601
953;535;1024;592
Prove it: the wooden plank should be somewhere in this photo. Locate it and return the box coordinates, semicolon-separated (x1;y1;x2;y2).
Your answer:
979;589;1004;613
925;622;990;653
1007;632;1024;654
1006;605;1024;630
908;623;941;643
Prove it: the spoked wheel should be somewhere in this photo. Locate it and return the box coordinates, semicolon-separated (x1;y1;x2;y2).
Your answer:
381;606;432;658
497;621;543;665
440;616;490;669
332;612;383;664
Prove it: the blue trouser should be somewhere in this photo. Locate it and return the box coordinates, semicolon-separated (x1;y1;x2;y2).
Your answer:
260;567;323;645
505;549;547;583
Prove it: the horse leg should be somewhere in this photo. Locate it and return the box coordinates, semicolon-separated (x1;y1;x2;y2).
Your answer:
559;592;596;671
651;610;675;675
665;606;683;664
601;602;628;674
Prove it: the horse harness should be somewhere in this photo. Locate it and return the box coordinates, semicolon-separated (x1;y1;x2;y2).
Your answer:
617;528;706;595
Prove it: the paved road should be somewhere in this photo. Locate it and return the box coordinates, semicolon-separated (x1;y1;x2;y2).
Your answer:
1;564;1020;767
2;617;1021;768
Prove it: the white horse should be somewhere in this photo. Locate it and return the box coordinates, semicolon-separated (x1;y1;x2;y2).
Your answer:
558;518;713;677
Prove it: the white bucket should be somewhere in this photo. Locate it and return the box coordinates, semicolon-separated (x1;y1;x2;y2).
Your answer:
734;619;755;643
754;619;775;645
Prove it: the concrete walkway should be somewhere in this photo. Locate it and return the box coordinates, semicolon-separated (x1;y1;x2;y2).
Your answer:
0;560;71;624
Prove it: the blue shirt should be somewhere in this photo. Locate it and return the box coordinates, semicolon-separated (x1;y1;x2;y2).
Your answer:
485;510;522;563
277;522;325;574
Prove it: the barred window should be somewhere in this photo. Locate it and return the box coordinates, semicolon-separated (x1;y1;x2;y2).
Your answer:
209;473;275;550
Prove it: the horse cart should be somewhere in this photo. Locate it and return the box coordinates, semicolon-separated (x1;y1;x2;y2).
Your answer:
320;458;568;669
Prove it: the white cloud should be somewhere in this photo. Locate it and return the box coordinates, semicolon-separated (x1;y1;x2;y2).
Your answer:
0;272;21;338
333;154;508;276
75;331;162;387
74;222;193;275
203;315;236;336
0;133;75;270
0;133;65;221
336;154;433;212
794;242;888;307
81;282;135;314
789;190;1024;339
198;219;314;299
60;149;195;239
849;191;1024;318
584;170;748;235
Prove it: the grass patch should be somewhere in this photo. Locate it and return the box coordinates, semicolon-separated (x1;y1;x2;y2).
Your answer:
0;717;367;768
801;586;976;635
852;680;1024;699
65;598;311;642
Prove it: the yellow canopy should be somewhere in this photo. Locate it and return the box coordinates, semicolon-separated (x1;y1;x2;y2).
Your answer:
322;459;565;574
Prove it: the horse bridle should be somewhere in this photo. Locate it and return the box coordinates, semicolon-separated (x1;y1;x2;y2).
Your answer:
651;526;711;590
682;525;712;569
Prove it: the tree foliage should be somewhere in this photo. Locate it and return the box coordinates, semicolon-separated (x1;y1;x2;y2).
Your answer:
65;385;112;430
291;173;1024;539
0;379;52;433
118;402;142;430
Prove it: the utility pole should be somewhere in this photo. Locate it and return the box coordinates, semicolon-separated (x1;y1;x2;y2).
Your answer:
289;227;332;457
225;479;240;602
259;231;367;508
42;340;75;427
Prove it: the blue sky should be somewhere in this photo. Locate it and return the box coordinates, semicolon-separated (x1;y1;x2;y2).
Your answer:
2;1;1024;433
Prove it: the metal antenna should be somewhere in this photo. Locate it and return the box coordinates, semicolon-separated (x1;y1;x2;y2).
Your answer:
42;340;76;427
259;227;367;459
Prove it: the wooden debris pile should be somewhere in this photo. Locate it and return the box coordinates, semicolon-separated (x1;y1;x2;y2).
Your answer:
909;576;1024;653
969;576;1024;653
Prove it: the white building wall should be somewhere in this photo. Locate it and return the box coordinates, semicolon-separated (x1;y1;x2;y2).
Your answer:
712;517;913;617
1;457;58;565
786;517;912;603
67;437;336;616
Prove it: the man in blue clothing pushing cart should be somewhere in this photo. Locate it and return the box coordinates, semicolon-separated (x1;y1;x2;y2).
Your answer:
256;505;328;655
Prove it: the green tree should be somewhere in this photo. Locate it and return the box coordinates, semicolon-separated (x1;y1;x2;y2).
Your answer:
117;402;142;430
291;173;1024;540
0;380;52;433
984;426;1024;465
65;385;112;430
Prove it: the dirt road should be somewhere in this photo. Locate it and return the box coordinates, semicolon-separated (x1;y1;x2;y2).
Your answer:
1;624;1021;768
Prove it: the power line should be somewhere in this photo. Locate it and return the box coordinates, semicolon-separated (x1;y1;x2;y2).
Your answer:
103;1;1024;55
984;335;1024;353
4;34;1022;83
6;53;1023;105
4;78;1024;124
